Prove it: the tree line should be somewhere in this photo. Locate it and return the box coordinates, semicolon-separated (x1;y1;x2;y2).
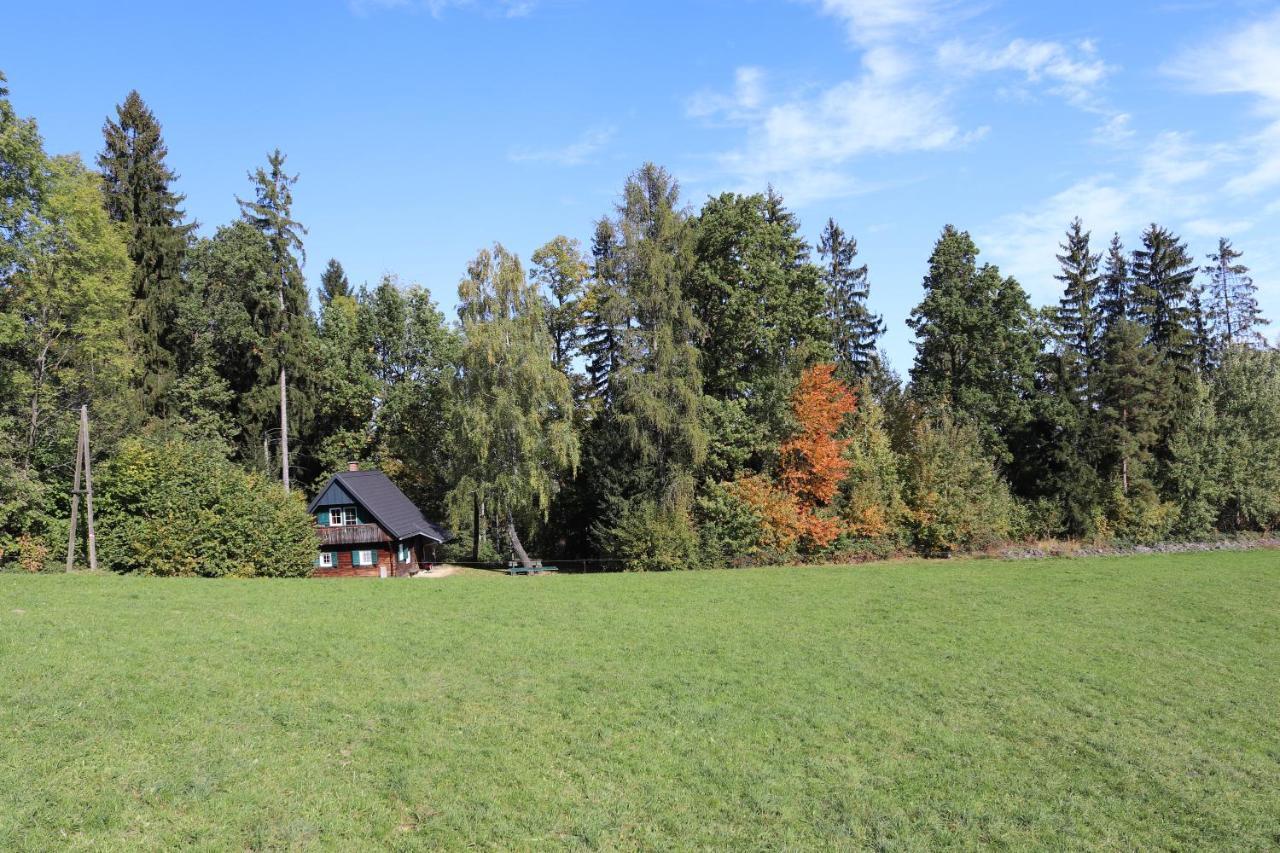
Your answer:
2;76;1277;572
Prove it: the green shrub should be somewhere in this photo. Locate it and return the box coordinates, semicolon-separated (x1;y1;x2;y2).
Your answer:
901;412;1019;556
96;438;316;577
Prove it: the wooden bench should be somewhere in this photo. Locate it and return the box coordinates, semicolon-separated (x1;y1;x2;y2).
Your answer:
507;561;559;576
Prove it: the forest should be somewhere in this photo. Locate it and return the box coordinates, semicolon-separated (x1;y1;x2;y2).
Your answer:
2;74;1277;573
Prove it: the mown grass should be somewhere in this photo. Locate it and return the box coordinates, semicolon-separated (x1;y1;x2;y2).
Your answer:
2;551;1278;850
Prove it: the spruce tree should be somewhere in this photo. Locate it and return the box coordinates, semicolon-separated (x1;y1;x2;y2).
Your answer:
1098;232;1130;333
580;218;626;406
318;258;351;305
1131;224;1196;359
686;190;829;442
584;164;707;567
237;149;309;491
907;225;1039;463
1203;237;1267;349
818;217;883;382
97;90;193;414
1053;217;1102;373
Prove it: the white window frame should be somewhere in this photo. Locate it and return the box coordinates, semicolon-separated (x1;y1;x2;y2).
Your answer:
354;549;375;567
317;552;335;568
328;506;358;527
398;543;411;563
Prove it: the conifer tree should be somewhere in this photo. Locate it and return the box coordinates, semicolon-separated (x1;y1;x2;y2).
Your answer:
97;90;193;414
818;218;883;381
686;189;829;455
1053;217;1102;373
448;244;578;568
1095;319;1161;500
580;218;626;406
318;258;351;305
1203;237;1267;349
237;149;309;491
907;225;1039;462
1131;224;1196;359
583;164;707;568
1098;232;1130;333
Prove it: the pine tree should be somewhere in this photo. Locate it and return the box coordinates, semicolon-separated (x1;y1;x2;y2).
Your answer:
580;218;626;406
237;149;309;491
1189;284;1214;374
584;164;707;568
1095;319;1161;501
818;218;883;381
318;258;351;305
1097;232;1130;333
1131;224;1196;358
447;244;578;569
1053;217;1102;373
1203;237;1267;349
686;189;829;458
97;90;193;414
907;225;1039;463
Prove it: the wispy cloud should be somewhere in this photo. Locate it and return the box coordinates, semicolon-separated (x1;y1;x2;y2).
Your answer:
1164;8;1280;195
508;125;616;166
806;0;957;46
689;59;980;205
937;37;1113;109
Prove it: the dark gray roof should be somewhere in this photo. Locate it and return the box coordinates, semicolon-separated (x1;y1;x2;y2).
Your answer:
308;470;450;543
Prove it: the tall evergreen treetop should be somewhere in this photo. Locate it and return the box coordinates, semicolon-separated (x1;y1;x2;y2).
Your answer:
237;149;309;489
1053;217;1102;371
818;217;884;381
1131;224;1196;358
1098;232;1130;332
318;258;351;305
1204;237;1266;349
907;224;1039;461
97;89;193;413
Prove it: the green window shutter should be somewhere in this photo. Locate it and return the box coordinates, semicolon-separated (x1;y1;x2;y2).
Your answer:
317;509;329;525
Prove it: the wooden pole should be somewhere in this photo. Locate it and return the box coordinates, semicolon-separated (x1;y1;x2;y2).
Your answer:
81;405;98;571
65;414;84;572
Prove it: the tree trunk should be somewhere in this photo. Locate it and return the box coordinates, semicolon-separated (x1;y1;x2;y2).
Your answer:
279;364;290;492
471;493;481;562
506;510;533;569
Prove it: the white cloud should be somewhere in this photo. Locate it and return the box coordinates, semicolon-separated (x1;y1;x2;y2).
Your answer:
508;125;616;166
1092;112;1135;146
1165;9;1280;195
808;0;953;45
692;61;977;204
938;37;1113;108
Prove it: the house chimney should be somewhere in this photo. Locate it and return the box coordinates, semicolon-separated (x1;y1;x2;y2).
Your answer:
347;461;360;472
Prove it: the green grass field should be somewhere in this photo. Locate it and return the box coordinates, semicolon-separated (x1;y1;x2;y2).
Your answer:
2;552;1278;850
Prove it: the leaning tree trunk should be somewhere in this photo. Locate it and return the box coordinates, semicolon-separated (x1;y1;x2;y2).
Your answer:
506;510;533;569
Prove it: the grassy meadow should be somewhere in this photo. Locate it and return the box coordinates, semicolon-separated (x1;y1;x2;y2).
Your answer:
2;551;1278;849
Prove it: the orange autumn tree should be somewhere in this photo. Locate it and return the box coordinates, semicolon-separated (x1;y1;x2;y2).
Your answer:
732;364;857;552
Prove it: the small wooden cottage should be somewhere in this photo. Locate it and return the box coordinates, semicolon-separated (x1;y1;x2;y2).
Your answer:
308;463;449;578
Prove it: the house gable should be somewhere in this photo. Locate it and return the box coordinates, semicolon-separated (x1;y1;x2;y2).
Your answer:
313;479;356;509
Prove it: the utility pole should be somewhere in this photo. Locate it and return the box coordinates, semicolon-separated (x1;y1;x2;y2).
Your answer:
65;404;98;571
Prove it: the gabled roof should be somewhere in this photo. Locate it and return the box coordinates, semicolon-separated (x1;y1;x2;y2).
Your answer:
308;470;450;543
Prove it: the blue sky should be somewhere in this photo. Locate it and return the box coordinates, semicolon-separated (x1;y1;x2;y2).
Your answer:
6;0;1279;372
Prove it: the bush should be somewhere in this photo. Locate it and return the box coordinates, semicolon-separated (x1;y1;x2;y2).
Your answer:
96;438;316;577
901;412;1019;556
